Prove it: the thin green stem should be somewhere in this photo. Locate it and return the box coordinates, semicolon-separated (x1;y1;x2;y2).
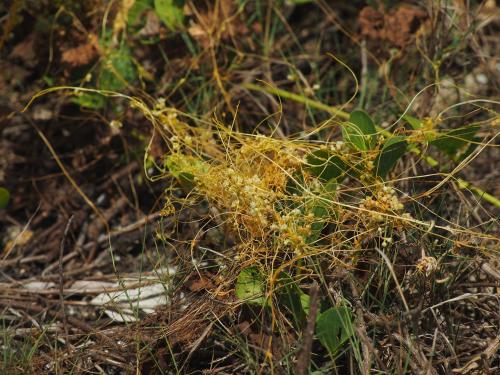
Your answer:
457;178;500;208
243;82;349;120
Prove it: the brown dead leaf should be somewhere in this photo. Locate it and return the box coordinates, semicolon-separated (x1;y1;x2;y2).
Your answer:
188;276;215;292
138;11;161;37
359;5;427;48
61;34;99;67
3;228;34;255
247;332;286;359
113;0;136;40
237;320;251;334
358;6;385;40
9;33;37;66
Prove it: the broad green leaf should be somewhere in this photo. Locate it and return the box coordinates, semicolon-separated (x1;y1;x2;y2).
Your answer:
306;150;347;181
403;115;423;130
430;125;480;155
342;110;377;151
235;267;267;305
277;273;307;328
0;187;10;209
316;306;354;356
154;0;185;30
374;136;408;178
456;137;480;162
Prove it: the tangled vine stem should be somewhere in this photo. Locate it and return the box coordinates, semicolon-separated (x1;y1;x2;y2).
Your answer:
243;83;500;209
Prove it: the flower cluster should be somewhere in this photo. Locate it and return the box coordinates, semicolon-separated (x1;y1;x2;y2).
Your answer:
270;207;313;251
329;141;350;153
359;185;404;222
416;256;438;276
193;162;284;238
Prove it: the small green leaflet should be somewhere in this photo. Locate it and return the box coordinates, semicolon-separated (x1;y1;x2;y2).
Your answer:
342;110;377;151
374;136;408;178
235;267;267;305
154;0;185;30
315;306;354;357
0;187;10;209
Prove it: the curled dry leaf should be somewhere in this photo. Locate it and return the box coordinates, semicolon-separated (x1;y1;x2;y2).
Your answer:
188;276;215;292
3;227;34;255
61;34;99;67
138;10;161;37
9;33;37;66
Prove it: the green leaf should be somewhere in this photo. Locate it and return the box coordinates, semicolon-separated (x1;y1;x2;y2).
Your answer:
456;137;480;162
71;92;106;109
342;110;377;151
0;187;10;209
306;150;347;181
99;46;137;91
306;204;328;244
128;0;154;27
374;136;408;178
277;273;307;328
403;115;423;130
154;0;185;30
165;154;208;191
324;178;337;193
305;180;337;244
235;267;267;305
285;171;306;196
430;125;480;155
300;292;310;316
316;306;354;356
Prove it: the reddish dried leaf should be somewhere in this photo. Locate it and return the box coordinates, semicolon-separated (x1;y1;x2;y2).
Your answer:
359;5;427;48
188;276;215;292
9;33;36;66
61;35;98;67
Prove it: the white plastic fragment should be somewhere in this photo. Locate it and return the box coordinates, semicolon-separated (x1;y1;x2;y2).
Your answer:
90;282;172;322
23;281;56;290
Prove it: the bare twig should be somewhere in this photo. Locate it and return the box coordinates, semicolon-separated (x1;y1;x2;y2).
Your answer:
295;282;319;375
59;215;74;337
